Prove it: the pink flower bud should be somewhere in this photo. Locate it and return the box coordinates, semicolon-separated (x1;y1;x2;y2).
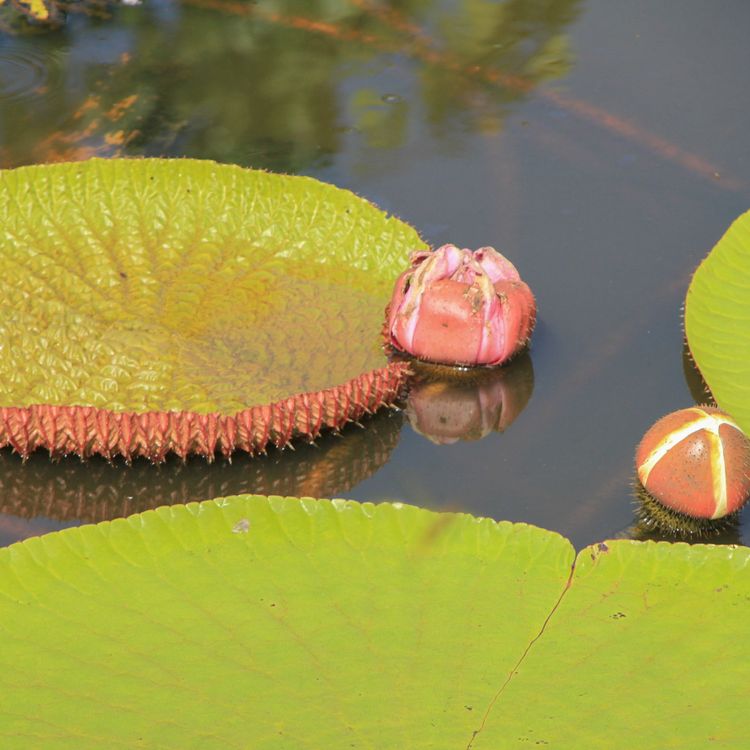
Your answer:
386;244;536;367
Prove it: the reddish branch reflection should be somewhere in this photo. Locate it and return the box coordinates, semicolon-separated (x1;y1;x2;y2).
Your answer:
3;0;735;189
2;0;580;170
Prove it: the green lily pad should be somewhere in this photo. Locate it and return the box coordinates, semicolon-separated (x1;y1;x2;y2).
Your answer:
474;539;750;747
0;159;425;459
685;210;750;434
1;495;748;748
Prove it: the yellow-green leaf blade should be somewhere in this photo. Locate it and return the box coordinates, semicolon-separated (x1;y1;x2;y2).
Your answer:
0;495;575;749
0;158;424;414
475;540;750;748
685;210;750;433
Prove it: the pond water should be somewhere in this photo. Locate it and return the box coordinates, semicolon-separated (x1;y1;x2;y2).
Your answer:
1;0;749;549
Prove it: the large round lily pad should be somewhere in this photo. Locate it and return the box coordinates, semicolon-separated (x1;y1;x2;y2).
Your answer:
1;495;749;748
685;210;750;434
0;158;425;459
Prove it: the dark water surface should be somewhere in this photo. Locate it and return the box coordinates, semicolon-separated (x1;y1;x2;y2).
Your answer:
1;0;748;548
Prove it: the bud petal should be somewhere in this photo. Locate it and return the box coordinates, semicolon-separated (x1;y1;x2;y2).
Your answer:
386;244;536;367
474;246;521;283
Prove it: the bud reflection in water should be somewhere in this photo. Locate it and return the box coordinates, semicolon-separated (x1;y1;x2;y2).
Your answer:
405;353;534;445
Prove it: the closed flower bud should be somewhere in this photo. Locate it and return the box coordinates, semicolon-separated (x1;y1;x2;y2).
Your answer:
386;244;536;367
636;406;750;521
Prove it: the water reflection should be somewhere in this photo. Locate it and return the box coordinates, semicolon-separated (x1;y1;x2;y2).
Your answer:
0;45;57;103
0;408;402;529
405;353;533;444
0;0;582;170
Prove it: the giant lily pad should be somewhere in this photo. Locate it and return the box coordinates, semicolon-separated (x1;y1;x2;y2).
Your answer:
685;210;750;435
1;495;748;747
0;159;425;460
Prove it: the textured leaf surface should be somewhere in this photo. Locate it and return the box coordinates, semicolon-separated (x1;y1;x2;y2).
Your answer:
2;496;749;748
0;495;574;748
685;210;750;434
0;159;423;412
0;159;424;458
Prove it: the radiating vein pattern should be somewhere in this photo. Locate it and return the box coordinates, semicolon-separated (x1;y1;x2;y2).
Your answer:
0;159;426;458
0;159;423;413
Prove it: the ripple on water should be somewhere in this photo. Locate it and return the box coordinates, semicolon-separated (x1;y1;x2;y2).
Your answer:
0;45;63;104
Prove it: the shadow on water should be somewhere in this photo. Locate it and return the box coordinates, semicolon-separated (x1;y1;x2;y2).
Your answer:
0;409;403;544
682;340;714;407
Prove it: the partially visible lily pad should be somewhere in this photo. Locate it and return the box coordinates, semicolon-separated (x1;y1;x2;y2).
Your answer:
0;158;426;459
685;210;750;434
1;495;749;748
474;539;750;747
0;495;574;748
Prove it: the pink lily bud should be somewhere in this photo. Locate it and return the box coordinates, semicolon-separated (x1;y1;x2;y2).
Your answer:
386;244;536;367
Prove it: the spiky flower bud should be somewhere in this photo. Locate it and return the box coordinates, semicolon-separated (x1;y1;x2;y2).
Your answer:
386;244;536;367
636;406;750;520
